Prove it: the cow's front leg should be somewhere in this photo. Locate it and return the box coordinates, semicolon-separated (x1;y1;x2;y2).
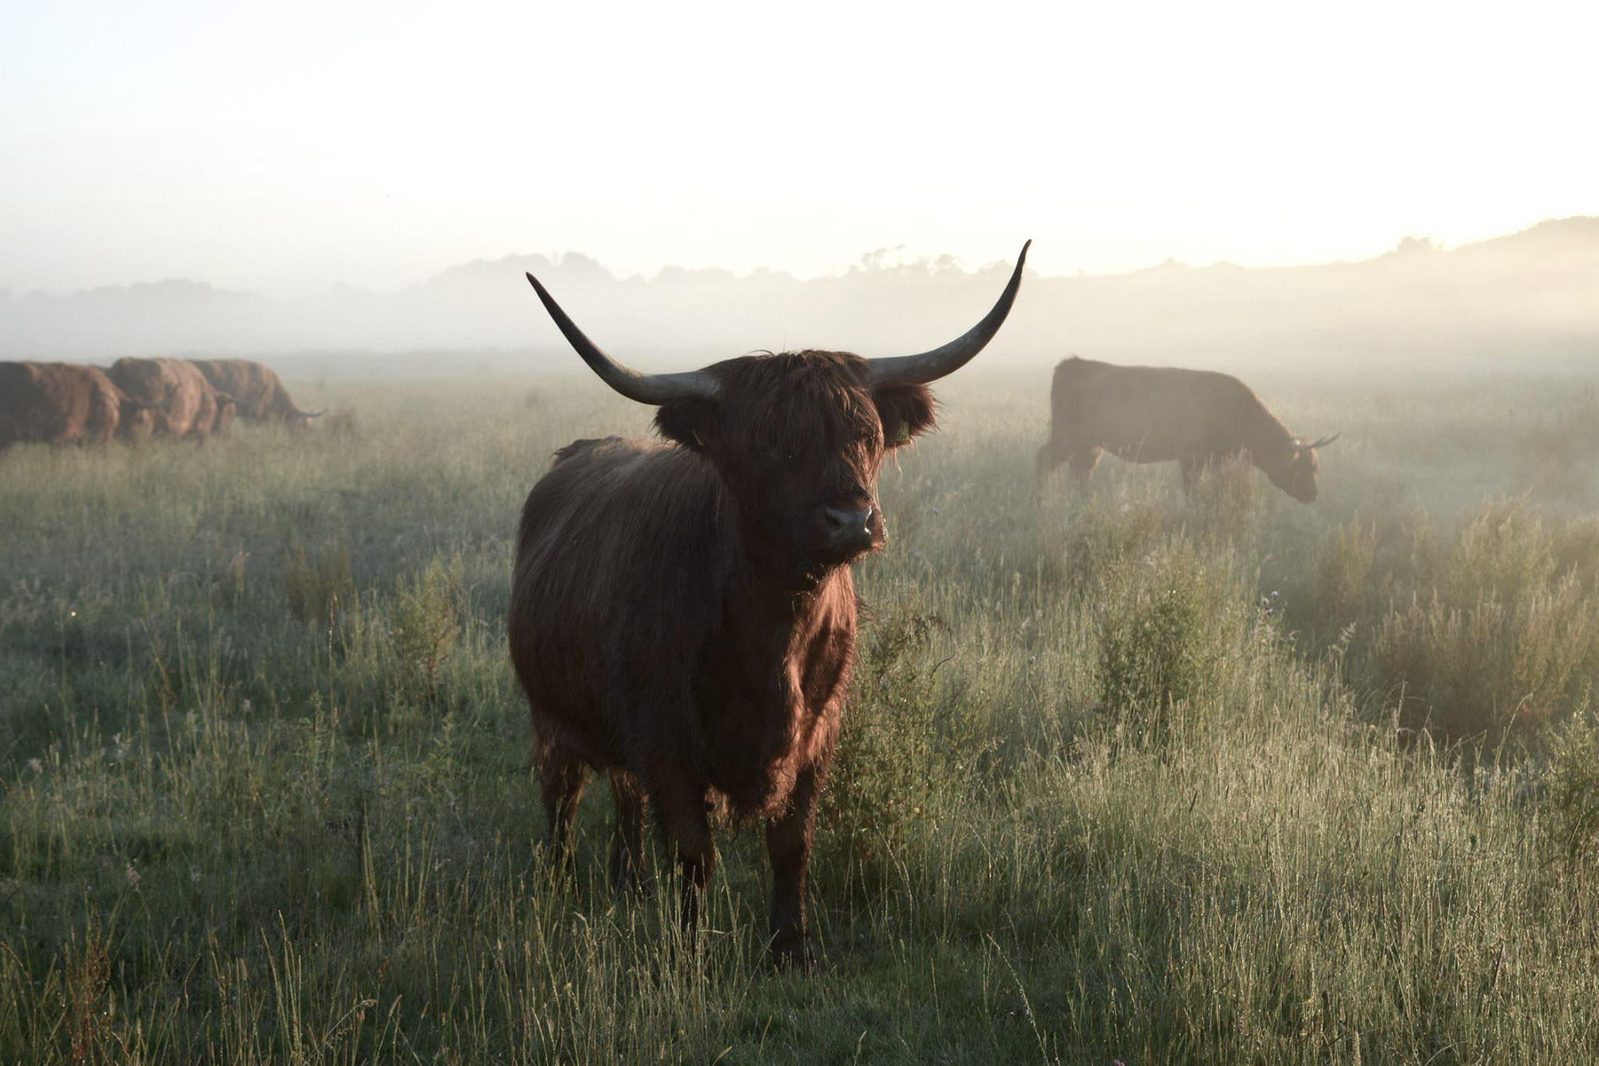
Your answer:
651;771;716;945
765;766;822;969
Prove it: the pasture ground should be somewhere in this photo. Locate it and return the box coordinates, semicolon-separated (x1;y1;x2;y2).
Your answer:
3;364;1599;1063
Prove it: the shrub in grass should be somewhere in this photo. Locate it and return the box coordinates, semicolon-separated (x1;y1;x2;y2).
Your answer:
1312;518;1377;634
1054;498;1164;594
823;602;987;872
1095;544;1233;744
387;554;462;696
1443;498;1555;608
1372;500;1599;740
282;534;354;625
1182;453;1262;544
1542;704;1599;862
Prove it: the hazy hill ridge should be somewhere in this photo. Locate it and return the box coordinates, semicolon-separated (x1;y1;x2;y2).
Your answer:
3;218;1596;370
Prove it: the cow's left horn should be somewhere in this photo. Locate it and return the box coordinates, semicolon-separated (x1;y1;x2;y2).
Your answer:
1306;432;1341;449
526;273;720;404
865;240;1030;387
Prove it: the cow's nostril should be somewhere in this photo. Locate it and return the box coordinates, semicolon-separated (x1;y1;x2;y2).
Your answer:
822;505;873;538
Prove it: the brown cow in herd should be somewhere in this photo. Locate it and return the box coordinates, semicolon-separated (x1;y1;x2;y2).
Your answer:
190;359;323;427
509;243;1030;966
106;357;236;443
2;357;319;454
1034;355;1339;502
0;361;160;450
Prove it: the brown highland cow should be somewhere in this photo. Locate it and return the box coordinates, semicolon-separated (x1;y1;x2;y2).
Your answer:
189;359;322;427
106;357;234;443
509;243;1030;966
1035;355;1339;501
0;361;157;449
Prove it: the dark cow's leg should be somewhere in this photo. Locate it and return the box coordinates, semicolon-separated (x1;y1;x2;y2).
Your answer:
536;741;588;872
766;766;822;969
1067;445;1103;482
652;775;716;943
607;771;648;893
1033;438;1065;489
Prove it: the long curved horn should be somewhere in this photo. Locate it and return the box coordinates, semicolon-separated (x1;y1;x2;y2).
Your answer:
865;240;1031;386
1306;432;1341;449
525;273;719;404
299;409;326;419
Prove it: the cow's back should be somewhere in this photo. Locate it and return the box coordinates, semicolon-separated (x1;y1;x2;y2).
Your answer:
0;362;105;446
0;363;65;445
192;359;281;420
1051;356;1259;462
509;437;733;768
110;357;217;441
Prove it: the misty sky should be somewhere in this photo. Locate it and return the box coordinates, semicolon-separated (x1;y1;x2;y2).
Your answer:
3;0;1596;298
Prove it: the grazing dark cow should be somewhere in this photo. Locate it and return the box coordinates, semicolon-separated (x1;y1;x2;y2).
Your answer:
509;243;1030;966
0;361;156;450
189;359;322;427
1034;356;1339;502
106;357;232;443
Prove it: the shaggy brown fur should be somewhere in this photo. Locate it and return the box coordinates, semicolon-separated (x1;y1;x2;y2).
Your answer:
0;362;152;449
1035;355;1335;502
508;350;938;966
189;359;320;426
107;357;231;443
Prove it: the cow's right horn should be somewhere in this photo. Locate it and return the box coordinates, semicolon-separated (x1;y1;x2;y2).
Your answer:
526;273;720;404
1306;432;1341;449
865;241;1030;387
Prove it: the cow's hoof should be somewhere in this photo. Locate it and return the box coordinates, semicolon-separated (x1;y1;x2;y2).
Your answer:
769;939;815;973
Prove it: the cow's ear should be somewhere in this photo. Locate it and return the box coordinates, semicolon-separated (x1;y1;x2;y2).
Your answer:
873;384;937;448
655;397;719;452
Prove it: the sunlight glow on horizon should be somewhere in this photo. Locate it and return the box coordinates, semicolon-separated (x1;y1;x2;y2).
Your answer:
2;0;1596;297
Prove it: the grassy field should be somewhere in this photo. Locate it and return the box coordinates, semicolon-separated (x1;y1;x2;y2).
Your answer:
3;364;1599;1063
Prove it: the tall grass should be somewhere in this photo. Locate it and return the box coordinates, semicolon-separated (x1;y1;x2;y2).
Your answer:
2;369;1598;1061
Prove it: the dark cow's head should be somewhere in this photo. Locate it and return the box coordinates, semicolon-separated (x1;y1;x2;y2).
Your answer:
108;376;173;439
527;243;1029;585
1268;433;1340;503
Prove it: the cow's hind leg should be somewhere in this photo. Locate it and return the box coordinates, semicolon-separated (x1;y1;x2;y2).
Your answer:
1033;437;1066;490
1067;445;1103;482
607;771;648;894
536;740;588;873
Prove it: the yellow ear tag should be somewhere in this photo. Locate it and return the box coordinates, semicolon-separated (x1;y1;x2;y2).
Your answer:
892;421;911;444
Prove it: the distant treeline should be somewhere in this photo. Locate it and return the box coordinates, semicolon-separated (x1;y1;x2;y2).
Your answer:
4;218;1597;372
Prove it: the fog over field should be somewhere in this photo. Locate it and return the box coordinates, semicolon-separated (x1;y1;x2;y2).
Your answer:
5;217;1598;376
8;0;1599;1060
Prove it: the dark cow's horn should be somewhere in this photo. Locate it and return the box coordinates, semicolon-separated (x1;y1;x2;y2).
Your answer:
1306;432;1341;449
865;240;1031;387
525;272;719;404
